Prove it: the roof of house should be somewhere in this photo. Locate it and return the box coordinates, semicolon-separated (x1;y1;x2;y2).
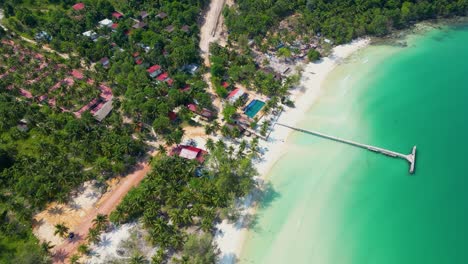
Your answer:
147;65;161;73
221;81;229;88
156;12;167;19
165;25;175;33
227;88;245;102
112;12;123;19
71;69;84;79
133;21;147;29
72;3;85;11
181;25;190;32
99;19;113;27
168;111;177;121
100;57;109;65
174;145;206;163
156;72;169;81
181;84;191;92
20;89;33;99
180;147;200;160
166;78;173;86
140;11;149;19
111;23;119;29
187;104;197;112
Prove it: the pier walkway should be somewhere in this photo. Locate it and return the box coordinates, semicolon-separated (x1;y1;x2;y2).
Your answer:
275;123;416;174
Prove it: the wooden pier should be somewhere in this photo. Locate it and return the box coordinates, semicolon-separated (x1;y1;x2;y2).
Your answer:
275;123;417;174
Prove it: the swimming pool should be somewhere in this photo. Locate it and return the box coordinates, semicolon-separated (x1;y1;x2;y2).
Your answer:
244;99;265;118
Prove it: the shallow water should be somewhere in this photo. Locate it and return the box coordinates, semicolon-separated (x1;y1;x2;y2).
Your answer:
240;25;468;264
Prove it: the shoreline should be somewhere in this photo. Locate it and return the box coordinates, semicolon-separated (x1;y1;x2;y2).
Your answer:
214;38;370;264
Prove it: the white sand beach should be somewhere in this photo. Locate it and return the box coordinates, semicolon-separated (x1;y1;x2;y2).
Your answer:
214;38;370;264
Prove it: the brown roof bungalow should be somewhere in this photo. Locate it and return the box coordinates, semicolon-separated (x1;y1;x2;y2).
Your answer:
187;104;214;120
133;21;147;29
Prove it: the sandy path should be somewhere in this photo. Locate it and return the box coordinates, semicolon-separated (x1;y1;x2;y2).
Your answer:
199;0;226;66
52;162;151;263
199;0;229;122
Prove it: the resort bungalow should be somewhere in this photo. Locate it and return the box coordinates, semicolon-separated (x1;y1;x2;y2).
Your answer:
82;30;98;41
72;3;85;11
171;145;207;163
227;88;246;104
34;31;52;42
165;25;175;33
187;103;214;120
139;11;149;20
156;72;169;82
98;19;113;28
133;21;147;29
156;12;167;19
112;12;123;19
181;64;199;75
147;65;162;78
181;25;190;33
99;57;110;68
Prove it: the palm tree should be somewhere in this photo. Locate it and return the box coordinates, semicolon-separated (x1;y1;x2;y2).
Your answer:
70;254;80;264
87;227;101;244
40;241;54;254
92;213;109;231
77;244;90;255
54;223;69;238
129;253;147;264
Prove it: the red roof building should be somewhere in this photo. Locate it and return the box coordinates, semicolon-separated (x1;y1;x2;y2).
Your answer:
221;81;230;88
72;3;85;11
166;78;173;86
71;69;84;79
227;88;245;103
112;12;123;19
147;65;162;78
187;104;197;112
168;111;177;121
171;145;207;163
156;72;169;82
111;23;119;30
181;84;191;92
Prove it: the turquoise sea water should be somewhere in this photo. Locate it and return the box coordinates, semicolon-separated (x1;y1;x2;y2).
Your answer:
240;25;468;264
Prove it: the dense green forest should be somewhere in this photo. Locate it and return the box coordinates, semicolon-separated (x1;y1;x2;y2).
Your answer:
1;0;213;142
110;140;258;262
0;89;145;262
225;0;468;44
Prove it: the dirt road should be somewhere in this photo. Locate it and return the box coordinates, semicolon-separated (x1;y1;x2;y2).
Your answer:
52;162;151;263
199;0;226;66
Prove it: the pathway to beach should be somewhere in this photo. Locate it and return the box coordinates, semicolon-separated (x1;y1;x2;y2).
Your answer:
51;162;151;263
199;0;231;124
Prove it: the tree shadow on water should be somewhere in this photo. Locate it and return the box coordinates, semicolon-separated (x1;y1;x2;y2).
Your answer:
241;182;280;232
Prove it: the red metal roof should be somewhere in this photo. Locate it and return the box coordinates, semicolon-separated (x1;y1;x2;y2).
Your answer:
181;84;191;92
156;72;169;81
111;23;118;29
112;12;123;19
147;65;161;73
71;69;84;79
221;82;229;88
166;78;173;86
72;3;85;11
187;104;197;112
227;88;240;98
